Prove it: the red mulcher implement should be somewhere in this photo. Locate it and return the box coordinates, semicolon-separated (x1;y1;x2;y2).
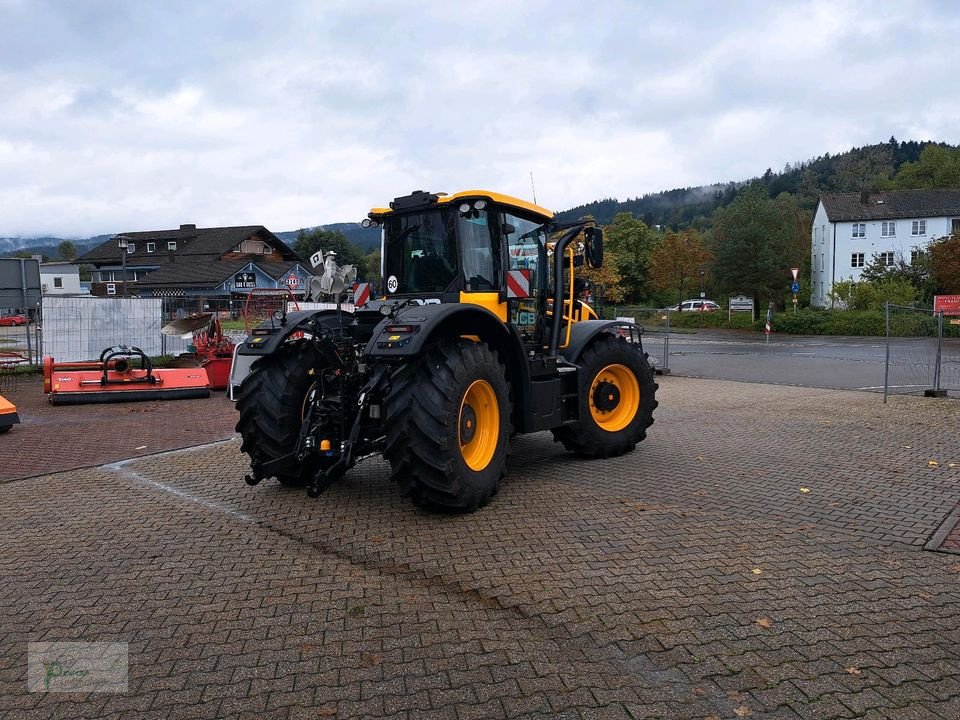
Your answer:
44;345;210;405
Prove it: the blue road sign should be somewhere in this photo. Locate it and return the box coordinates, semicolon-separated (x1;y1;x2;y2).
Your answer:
791;281;800;294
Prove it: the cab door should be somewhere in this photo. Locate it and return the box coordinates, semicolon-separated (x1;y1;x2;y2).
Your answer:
501;212;549;348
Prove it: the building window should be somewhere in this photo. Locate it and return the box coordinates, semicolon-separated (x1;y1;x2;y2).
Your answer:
878;251;895;266
952;218;960;235
127;243;135;253
262;243;271;254
911;220;926;236
851;253;865;268
851;223;865;238
147;242;155;253
167;241;177;251
53;277;63;288
881;221;896;237
911;249;926;265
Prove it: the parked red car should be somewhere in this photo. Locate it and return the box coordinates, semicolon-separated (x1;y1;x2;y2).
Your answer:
0;314;28;326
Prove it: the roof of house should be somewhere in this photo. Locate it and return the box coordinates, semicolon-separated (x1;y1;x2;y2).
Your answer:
134;259;307;288
819;189;960;222
77;225;300;264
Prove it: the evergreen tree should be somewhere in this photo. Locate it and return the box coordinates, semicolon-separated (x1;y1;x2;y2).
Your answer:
711;183;797;308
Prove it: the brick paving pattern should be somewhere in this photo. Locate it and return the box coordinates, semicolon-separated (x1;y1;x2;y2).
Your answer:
2;377;959;718
0;376;237;482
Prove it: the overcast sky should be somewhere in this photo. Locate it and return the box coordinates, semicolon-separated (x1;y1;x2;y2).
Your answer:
1;0;959;238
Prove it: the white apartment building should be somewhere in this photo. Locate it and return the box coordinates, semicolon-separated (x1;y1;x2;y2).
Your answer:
810;189;960;307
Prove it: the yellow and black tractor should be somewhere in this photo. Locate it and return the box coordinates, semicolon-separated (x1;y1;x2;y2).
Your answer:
235;189;657;511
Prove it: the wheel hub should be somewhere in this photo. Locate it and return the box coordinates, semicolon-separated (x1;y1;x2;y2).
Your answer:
593;381;620;412
460;405;478;443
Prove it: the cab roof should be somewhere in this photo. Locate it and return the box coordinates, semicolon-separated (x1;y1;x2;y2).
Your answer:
369;189;554;221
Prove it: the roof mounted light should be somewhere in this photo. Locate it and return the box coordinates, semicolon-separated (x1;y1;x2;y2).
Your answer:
361;218;381;228
473;200;487;210
458;202;471;213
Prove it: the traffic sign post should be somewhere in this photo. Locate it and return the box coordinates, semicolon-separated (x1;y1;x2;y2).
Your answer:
790;269;800;316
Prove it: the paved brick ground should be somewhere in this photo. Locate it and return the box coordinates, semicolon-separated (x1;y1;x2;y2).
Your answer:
2;377;960;719
0;376;237;482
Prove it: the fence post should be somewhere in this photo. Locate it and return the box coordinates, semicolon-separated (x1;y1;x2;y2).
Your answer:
663;308;671;373
934;310;943;392
883;301;890;404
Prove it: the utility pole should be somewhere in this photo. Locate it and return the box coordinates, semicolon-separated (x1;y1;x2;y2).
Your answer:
114;235;130;298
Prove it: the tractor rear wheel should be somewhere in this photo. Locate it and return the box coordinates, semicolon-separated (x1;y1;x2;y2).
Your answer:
384;339;511;512
235;341;333;487
553;334;657;458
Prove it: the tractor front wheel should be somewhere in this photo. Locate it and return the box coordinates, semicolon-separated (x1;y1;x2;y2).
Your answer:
235;341;336;487
553;334;657;458
384;339;511;512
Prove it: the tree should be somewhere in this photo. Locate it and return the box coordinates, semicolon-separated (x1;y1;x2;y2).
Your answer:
928;234;960;293
602;212;655;302
57;240;78;261
649;229;713;308
891;145;960;189
580;249;626;304
364;248;382;292
294;228;368;279
859;251;934;304
833;144;894;192
829;277;918;311
711;183;799;308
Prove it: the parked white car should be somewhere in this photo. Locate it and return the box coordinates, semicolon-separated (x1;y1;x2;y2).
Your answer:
663;299;721;312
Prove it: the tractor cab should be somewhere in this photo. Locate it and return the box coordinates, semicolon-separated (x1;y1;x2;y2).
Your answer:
364;189;601;351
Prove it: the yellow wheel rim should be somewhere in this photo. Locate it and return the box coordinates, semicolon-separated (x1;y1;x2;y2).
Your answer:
588;364;640;432
459;379;500;471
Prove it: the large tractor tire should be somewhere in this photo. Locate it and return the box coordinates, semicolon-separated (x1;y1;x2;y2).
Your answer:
553;334;657;458
384;338;511;512
235;341;332;487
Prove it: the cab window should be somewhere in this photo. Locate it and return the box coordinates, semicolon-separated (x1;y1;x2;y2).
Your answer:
383;209;458;293
458;209;497;291
503;213;547;293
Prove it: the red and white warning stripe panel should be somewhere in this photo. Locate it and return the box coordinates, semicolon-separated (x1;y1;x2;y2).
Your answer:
506;269;531;298
353;282;372;307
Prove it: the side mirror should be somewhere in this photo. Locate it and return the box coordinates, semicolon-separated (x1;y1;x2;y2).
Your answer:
584;227;603;268
501;223;516;236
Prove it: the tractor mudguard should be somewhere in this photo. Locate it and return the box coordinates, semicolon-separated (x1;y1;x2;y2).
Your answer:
237;309;353;357
559;320;645;364
364;303;513;358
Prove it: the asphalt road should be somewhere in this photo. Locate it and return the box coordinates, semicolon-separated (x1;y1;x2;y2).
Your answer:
641;329;960;396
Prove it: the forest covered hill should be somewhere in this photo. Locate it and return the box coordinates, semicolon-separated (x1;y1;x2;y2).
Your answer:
554;137;950;227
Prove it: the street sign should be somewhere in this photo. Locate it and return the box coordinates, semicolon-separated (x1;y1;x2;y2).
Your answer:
791;281;800;294
791;267;800;281
729;295;754;311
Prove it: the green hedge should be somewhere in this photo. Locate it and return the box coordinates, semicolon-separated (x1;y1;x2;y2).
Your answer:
637;307;959;337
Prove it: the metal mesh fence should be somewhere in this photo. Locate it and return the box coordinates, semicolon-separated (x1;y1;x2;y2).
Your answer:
0;312;39;365
606;306;671;372
38;296;251;362
884;303;959;400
